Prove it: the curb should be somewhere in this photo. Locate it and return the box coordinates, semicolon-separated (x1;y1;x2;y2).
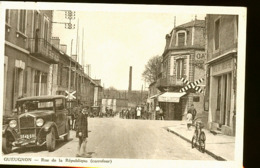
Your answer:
167;128;226;161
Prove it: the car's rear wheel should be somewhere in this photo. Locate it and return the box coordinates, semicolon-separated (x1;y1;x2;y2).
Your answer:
46;127;56;152
2;135;12;154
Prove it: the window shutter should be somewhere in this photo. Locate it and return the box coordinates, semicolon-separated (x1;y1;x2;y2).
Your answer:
183;59;186;78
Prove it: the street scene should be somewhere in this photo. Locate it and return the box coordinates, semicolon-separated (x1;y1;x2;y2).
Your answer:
1;4;243;164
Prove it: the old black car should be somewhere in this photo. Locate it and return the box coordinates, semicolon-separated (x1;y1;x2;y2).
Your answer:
2;95;70;154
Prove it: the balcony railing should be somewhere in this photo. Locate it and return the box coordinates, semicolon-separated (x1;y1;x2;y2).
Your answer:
156;76;185;89
28;38;59;64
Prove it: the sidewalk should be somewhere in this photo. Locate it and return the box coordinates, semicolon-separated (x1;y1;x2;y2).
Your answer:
167;121;235;161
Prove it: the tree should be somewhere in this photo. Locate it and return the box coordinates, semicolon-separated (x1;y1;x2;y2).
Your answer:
142;55;161;84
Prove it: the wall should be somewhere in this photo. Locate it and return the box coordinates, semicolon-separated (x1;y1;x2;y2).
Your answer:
206;15;238;60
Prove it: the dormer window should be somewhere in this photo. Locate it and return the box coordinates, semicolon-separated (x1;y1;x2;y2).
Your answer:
176;30;187;46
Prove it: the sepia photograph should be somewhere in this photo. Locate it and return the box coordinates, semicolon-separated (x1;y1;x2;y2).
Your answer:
0;2;246;168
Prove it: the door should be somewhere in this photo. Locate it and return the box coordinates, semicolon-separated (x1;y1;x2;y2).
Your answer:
55;98;67;135
174;102;182;120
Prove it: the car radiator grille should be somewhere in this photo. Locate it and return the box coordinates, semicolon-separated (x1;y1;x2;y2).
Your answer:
19;115;35;128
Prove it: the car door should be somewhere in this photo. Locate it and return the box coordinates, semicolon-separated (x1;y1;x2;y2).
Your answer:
55;98;67;135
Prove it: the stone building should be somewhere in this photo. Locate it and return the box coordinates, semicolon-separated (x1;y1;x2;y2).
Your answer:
4;9;58;115
156;18;206;120
147;82;161;120
3;9;102;115
205;15;238;136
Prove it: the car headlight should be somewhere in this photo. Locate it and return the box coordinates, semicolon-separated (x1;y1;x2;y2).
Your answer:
9;120;17;128
36;118;44;127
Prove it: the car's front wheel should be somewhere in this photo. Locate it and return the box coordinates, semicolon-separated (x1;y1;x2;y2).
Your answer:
2;135;12;154
46;127;56;152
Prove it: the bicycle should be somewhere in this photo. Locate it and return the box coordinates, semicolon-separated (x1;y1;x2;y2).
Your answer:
191;121;206;153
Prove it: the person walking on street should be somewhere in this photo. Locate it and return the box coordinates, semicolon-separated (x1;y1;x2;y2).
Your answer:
159;107;164;120
188;104;197;123
186;111;193;130
76;107;89;157
136;106;141;119
155;105;161;120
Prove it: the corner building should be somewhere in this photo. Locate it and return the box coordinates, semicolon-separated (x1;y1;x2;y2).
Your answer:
205;15;238;136
156;19;206;120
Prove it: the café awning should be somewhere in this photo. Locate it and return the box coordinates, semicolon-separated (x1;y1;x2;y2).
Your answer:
158;92;186;103
149;93;161;99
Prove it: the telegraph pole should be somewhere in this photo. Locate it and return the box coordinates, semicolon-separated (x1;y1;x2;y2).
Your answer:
68;39;73;92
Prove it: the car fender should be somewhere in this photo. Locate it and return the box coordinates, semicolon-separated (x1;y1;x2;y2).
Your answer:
2;124;18;140
40;122;59;139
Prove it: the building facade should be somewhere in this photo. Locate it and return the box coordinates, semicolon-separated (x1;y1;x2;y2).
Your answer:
156;19;206;120
4;9;58;115
205;15;238;136
4;9;102;115
147;82;161;120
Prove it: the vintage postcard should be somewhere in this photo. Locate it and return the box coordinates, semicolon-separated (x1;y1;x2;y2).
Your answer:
0;2;246;168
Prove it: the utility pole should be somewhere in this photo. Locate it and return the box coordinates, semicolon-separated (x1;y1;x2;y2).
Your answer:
76;18;79;62
81;28;84;66
68;39;73;92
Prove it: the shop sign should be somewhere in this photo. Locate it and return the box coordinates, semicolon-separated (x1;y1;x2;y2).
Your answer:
212;59;233;75
194;52;206;69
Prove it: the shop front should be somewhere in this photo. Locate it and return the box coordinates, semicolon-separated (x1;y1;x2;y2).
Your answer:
208;57;236;135
157;92;186;120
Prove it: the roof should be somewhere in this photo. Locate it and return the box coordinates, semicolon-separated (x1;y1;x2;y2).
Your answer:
17;95;66;101
177;19;205;28
169;19;205;34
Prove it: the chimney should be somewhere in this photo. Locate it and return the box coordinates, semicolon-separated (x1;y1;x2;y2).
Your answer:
59;44;67;54
51;37;60;49
128;66;132;92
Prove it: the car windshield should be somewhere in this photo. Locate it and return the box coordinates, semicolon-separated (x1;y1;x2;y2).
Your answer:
17;100;54;113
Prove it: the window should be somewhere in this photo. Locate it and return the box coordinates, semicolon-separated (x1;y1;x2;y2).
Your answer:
178;33;185;46
214;19;220;50
5;9;10;24
176;59;184;79
18;10;26;34
43;16;49;46
41;73;48;95
193;96;200;102
34;70;40;96
55;99;64;110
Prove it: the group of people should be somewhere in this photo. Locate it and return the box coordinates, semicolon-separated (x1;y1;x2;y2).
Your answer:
120;106;149;120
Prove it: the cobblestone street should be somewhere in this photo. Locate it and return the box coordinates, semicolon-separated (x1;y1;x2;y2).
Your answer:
5;116;214;160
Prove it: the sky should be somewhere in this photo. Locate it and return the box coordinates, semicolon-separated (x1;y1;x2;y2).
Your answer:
52;9;205;90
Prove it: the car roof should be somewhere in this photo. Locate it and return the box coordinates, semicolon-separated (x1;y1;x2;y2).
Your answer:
17;95;66;102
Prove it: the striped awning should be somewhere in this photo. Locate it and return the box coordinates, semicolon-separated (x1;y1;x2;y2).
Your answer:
158;92;186;103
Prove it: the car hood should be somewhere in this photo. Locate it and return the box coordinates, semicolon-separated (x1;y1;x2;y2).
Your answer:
20;110;54;118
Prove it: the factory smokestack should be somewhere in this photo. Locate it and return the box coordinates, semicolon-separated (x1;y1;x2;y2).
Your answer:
128;66;132;91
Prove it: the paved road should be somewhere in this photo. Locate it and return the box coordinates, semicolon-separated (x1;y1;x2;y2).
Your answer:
6;116;214;160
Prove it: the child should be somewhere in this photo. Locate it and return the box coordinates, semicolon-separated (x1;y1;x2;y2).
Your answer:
76;107;89;157
187;112;193;130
